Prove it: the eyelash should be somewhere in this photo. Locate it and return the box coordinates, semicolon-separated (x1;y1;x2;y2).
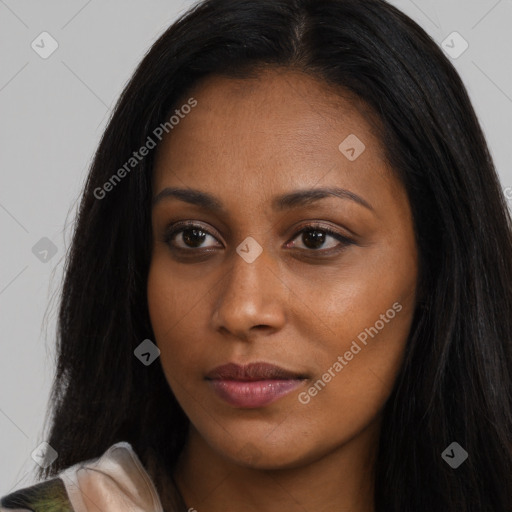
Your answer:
162;221;355;256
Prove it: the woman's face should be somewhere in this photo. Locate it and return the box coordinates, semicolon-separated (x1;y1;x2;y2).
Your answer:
148;68;418;469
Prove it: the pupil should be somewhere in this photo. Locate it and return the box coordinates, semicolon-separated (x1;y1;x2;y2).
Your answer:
183;228;206;247
303;230;325;249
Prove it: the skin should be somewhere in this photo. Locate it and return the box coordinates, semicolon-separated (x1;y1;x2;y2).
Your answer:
147;68;418;512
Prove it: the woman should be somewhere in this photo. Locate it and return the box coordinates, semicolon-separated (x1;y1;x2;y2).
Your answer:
2;0;511;510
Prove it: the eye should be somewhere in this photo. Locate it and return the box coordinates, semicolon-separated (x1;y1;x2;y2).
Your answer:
163;221;354;255
164;222;222;251
285;223;354;253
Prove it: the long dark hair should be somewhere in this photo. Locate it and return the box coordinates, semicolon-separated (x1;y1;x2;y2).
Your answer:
38;0;512;510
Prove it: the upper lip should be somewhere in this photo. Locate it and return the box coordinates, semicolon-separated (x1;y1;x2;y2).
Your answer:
205;362;307;381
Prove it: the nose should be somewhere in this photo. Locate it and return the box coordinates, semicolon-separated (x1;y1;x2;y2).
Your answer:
210;245;287;341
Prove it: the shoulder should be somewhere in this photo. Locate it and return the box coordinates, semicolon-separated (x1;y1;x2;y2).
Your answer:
0;477;73;511
1;441;164;512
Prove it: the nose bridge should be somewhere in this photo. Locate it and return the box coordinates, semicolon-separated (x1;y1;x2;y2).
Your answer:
211;241;286;335
223;242;273;305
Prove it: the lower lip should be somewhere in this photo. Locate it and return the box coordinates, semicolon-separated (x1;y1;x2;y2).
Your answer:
208;379;305;408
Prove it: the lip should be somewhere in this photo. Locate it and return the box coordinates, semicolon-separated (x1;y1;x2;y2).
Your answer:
206;362;307;408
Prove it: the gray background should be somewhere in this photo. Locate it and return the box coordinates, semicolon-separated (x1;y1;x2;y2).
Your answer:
1;0;511;495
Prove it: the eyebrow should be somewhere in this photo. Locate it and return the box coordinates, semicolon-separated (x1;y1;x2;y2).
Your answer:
151;186;374;212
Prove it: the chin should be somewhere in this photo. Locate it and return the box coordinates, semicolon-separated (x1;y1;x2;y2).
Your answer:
204;428;332;471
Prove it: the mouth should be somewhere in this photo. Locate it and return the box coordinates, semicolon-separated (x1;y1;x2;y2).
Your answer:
205;362;308;408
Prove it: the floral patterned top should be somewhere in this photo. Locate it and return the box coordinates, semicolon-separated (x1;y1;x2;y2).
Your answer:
0;442;167;511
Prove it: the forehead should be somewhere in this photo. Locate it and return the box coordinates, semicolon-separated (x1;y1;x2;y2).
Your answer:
153;68;393;197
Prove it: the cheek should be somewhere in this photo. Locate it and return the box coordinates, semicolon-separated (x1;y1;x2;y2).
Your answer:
147;260;174;340
293;298;414;454
294;243;416;417
313;302;412;401
147;260;188;366
293;243;415;358
146;256;215;382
